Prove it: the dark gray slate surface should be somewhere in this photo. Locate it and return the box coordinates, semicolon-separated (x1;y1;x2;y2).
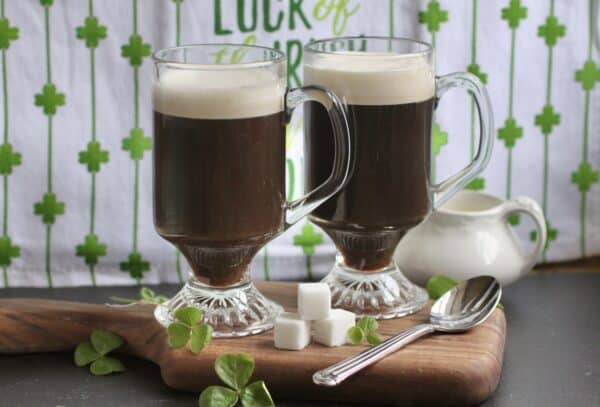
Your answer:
0;272;598;406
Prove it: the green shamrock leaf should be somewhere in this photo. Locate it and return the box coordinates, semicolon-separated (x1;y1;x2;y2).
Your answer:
76;16;107;49
427;275;457;300
140;287;167;304
199;386;238;407
427;275;504;309
191;324;214;353
167;307;212;353
0;143;22;175
432;122;448;155
571;161;599;193
465;177;485;191
121;34;151;67
90;356;126;376
73;330;125;376
575;60;600;91
498;118;523;148
530;220;557;250
79;140;109;173
34;192;65;224
347;326;365;344
120;252;150;279
366;332;384;346
74;341;100;367
535;104;560;135
467;63;488;84
538;16;565;47
240;381;275;407
39;0;54;6
91;330;124;355
418;1;448;34
168;322;191;348
175;307;202;326
215;353;255;391
199;353;274;407
0;236;20;267
501;0;527;29
293;223;323;256
0;18;19;49
357;316;378;333
76;234;106;266
347;317;381;346
34;83;65;116
122;128;152;160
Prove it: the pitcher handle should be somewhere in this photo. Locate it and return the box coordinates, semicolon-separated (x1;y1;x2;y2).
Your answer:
284;86;352;227
500;197;547;274
431;72;494;207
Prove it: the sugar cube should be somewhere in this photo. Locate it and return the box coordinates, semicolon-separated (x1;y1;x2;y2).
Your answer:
298;283;331;320
313;309;356;347
274;312;311;350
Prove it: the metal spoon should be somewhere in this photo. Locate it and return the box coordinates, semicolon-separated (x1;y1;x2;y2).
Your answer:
313;275;502;386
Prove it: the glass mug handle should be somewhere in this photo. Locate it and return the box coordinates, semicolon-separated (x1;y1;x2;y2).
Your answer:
431;72;494;207
284;86;352;227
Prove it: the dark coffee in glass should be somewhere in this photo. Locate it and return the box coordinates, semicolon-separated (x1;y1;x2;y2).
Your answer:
152;44;351;336
304;37;494;318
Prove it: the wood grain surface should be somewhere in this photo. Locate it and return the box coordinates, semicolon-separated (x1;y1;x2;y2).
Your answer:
0;282;506;406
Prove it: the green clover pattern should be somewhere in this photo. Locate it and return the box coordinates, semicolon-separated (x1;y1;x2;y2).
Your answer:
535;105;560;136
121;34;151;67
575;60;600;91
34;192;65;225
432;123;448;155
467;63;488;84
76;17;107;49
501;0;527;29
538;16;565;47
293;223;323;257
571;162;599;193
34;84;65;116
0;236;19;267
418;1;448;33
498;118;523;149
76;234;107;266
0;18;18;49
120;252;150;280
122;128;152;160
0;143;21;175
79;141;109;173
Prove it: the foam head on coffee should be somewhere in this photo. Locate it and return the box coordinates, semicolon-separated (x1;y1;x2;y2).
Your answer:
153;66;285;120
304;52;435;105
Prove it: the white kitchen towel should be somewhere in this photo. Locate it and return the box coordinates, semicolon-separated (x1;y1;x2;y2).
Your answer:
0;0;598;287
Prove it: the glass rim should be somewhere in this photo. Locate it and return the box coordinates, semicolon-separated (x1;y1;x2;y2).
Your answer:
304;36;432;57
152;43;286;68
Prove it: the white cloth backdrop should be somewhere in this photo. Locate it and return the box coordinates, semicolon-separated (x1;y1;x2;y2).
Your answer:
0;0;598;287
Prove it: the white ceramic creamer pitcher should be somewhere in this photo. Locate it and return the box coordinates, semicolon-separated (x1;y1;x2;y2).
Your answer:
394;191;547;286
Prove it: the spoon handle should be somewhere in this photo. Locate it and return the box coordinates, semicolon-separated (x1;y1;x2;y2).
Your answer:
313;323;435;386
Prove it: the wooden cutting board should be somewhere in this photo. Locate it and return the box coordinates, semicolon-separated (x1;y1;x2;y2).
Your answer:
0;282;506;406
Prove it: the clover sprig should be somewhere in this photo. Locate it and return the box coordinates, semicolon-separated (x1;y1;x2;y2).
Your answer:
74;330;126;376
167;307;213;353
347;316;384;346
109;286;167;305
199;353;274;407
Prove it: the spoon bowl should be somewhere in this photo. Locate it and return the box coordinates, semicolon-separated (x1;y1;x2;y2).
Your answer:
313;276;502;387
430;276;501;332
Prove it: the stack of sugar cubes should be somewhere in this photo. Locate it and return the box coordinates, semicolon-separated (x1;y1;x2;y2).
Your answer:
274;283;356;350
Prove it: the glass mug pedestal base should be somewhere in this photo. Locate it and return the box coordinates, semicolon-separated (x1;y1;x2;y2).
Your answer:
154;277;283;338
322;258;428;319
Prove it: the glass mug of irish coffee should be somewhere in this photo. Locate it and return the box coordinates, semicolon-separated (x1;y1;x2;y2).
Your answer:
304;37;494;318
152;44;351;336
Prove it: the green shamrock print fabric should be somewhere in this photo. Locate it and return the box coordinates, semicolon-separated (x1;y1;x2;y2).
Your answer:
0;0;597;287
